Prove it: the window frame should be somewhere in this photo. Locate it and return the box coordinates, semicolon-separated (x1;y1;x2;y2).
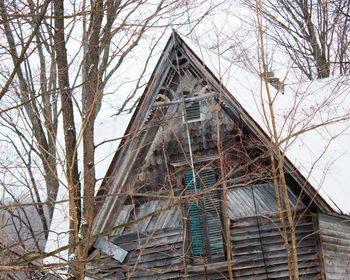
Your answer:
183;165;226;263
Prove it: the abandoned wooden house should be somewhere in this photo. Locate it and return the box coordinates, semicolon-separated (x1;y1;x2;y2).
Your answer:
88;32;350;279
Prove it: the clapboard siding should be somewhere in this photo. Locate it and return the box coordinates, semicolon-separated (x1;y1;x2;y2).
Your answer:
318;213;350;280
230;213;321;279
227;184;305;219
90;228;185;279
89;212;323;279
113;200;183;236
89;34;342;279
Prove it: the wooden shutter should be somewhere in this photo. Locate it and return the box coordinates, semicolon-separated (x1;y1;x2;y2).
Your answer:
184;170;206;256
184;167;225;260
201;168;225;259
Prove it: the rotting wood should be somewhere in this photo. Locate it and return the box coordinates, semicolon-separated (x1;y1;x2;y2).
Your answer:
89;33;347;280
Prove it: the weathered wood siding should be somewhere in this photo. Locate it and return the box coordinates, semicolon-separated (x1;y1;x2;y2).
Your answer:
89;211;321;279
318;213;350;279
90;38;333;280
230;212;321;279
89;228;185;279
107;200;183;238
227;184;305;219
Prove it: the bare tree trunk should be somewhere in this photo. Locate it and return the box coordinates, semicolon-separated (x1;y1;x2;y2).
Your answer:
299;1;330;79
247;0;349;79
53;0;81;276
256;2;299;278
80;0;104;261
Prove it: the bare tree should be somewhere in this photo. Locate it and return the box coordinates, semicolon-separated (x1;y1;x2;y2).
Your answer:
0;0;214;278
4;1;349;279
0;0;59;221
242;0;350;79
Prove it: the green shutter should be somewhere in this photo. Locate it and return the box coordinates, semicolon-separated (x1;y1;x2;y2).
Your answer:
185;167;225;259
184;170;206;256
201;168;225;257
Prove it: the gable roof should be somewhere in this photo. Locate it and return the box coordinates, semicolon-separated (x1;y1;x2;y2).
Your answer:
92;31;346;237
180;34;350;215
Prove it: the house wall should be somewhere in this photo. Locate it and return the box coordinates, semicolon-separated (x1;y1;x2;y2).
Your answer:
318;213;350;279
90;42;331;279
230;212;321;279
88;198;322;279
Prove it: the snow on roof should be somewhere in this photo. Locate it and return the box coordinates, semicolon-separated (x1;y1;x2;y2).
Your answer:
46;32;350;266
181;34;350;214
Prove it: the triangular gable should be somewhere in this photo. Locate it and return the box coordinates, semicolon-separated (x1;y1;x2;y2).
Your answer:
92;31;334;239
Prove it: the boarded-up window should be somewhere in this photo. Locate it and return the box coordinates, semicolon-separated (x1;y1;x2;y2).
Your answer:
184;167;225;261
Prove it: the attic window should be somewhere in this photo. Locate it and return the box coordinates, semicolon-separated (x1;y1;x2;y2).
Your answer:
184;166;225;262
183;91;201;122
